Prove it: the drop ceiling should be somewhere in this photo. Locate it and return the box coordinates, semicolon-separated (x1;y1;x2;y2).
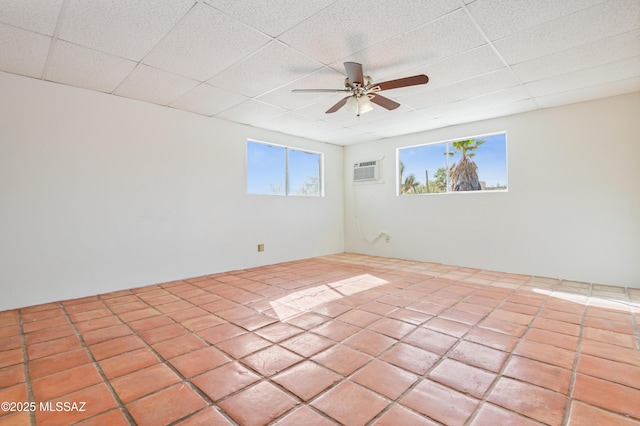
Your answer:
1;0;639;145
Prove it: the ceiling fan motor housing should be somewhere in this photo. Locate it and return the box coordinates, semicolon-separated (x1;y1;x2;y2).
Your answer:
344;76;373;91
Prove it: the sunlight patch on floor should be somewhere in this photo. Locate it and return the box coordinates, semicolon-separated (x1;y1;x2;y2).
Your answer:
270;274;388;320
533;288;639;312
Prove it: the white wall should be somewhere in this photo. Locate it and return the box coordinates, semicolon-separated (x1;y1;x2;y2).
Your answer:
344;93;640;288
0;72;344;311
1;71;638;312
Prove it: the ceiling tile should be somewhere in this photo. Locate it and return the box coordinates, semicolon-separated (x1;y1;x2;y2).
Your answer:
443;98;538;125
513;30;640;83
318;125;366;142
257;67;346;111
203;0;335;37
143;3;270;81
418;86;532;118
332;9;487;83
0;24;50;78
113;64;199;105
535;76;640;108
368;115;449;139
251;112;318;133
398;68;518;110
291;120;346;136
169;83;248;116
58;0;194;61
494;0;640;65
526;56;640;97
291;120;372;144
438;48;506;85
214;100;286;124
291;99;346;122
279;0;460;64
44;40;136;93
351;109;431;133
207;41;324;97
330;133;377;145
292;128;371;145
0;0;63;35
466;0;603;41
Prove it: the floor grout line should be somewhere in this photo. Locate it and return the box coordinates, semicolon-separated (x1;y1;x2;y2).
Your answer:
103;287;239;426
59;300;138;426
560;281;590;426
463;279;553;426
17;309;37;426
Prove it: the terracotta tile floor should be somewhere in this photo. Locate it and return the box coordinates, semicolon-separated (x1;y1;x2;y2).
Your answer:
1;253;639;425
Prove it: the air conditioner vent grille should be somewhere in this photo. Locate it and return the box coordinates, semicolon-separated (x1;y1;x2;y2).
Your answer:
353;159;380;182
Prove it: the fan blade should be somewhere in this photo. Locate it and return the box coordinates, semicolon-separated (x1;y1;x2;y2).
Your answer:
344;62;364;87
372;74;429;91
370;94;400;110
326;96;350;113
292;89;350;93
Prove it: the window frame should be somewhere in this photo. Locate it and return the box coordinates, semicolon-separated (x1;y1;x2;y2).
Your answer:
246;139;324;197
396;131;508;196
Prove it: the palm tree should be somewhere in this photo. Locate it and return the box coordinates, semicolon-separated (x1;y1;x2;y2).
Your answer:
449;139;484;191
433;167;448;193
399;161;421;194
401;174;421;194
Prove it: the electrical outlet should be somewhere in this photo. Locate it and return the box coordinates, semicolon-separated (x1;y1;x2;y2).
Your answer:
257;244;264;252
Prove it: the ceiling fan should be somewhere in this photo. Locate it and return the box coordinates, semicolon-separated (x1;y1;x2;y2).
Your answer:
292;62;429;116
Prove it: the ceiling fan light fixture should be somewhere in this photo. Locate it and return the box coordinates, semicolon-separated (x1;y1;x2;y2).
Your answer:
358;95;373;115
347;95;373;116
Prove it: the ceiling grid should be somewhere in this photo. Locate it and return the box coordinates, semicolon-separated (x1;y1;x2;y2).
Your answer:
0;0;638;145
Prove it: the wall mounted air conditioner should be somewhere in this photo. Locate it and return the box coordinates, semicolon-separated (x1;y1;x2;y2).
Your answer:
353;160;381;183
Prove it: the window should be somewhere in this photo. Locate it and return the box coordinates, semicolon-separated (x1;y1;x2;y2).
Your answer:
247;140;322;196
398;132;507;195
